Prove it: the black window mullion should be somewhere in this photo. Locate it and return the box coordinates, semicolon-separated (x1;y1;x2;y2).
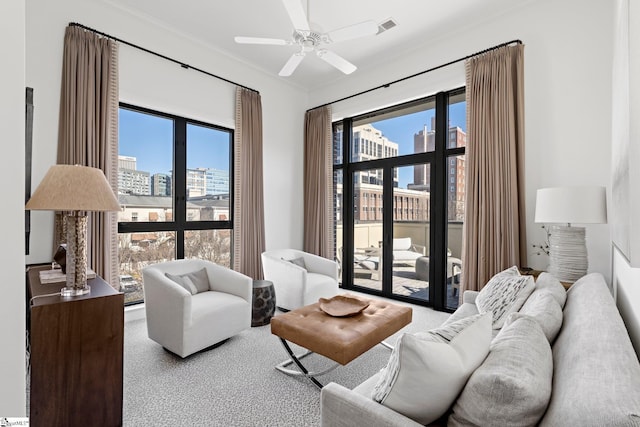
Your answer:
429;92;449;310
174;118;187;259
342;118;354;289
382;166;393;294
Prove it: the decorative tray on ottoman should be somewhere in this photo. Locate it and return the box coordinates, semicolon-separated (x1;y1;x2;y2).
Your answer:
319;295;370;317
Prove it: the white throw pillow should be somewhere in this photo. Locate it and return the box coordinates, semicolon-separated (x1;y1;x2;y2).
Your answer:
371;312;492;425
476;266;535;329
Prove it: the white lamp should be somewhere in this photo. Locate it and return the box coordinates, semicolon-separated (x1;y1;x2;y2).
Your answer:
534;186;607;283
26;165;121;296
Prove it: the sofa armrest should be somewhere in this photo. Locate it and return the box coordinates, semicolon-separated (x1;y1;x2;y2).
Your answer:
462;290;479;305
321;382;423;427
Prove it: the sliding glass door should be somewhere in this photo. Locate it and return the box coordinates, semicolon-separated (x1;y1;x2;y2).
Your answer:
392;163;430;302
334;88;466;311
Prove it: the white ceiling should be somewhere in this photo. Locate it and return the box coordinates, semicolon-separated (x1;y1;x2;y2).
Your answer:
102;0;527;90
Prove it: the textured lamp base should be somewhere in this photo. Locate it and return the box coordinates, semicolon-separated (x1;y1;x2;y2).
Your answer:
548;225;588;283
63;213;90;296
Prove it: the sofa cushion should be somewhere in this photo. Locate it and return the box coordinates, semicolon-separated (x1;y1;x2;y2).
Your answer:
476;266;535;329
519;289;563;343
534;272;567;308
165;267;210;295
371;312;491;425
449;314;553;427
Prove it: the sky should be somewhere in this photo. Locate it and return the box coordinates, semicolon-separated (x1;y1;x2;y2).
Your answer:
368;101;466;188
118;108;231;175
119;101;465;189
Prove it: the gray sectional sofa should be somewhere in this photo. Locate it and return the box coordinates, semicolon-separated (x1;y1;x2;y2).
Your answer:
321;272;640;426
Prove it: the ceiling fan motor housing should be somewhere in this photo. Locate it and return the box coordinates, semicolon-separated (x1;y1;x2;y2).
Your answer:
293;30;323;51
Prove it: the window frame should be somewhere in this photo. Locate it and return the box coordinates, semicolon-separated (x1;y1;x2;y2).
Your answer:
118;103;234;301
333;87;465;312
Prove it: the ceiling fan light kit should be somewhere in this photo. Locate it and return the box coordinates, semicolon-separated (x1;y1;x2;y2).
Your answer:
234;0;378;76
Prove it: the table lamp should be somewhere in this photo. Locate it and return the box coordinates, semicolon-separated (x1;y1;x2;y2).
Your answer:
26;164;120;296
534;186;607;283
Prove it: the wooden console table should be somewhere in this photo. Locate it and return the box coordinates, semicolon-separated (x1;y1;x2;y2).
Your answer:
27;264;124;426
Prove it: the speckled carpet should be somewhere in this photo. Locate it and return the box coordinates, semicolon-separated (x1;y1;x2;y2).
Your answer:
123;293;449;426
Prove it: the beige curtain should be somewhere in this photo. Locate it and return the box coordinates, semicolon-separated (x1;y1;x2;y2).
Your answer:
56;26;119;286
233;87;266;279
462;44;526;292
303;106;334;259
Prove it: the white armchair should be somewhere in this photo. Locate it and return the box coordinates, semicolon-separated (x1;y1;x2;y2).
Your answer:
142;259;252;358
261;249;339;311
392;237;426;266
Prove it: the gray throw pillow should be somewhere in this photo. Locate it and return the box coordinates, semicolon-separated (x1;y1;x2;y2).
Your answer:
519;289;563;343
165;268;210;295
448;314;553;427
535;272;567;308
286;257;307;270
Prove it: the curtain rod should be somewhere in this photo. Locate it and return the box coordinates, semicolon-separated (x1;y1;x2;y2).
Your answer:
307;39;522;112
69;22;259;94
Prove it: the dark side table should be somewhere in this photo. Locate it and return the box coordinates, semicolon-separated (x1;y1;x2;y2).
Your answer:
252;280;276;327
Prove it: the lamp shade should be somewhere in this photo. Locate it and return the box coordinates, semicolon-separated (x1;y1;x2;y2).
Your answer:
25;164;120;212
534;186;607;224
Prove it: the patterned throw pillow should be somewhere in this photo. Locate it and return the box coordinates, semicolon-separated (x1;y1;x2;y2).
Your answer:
370;313;492;425
476;266;535;329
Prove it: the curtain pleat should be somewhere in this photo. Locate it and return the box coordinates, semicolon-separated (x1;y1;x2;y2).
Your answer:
303;106;334;259
462;44;526;293
55;26;119;287
233;87;266;279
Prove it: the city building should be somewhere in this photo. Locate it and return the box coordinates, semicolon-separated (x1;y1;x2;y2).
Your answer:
151;173;171;196
410;120;467;220
118;168;150;195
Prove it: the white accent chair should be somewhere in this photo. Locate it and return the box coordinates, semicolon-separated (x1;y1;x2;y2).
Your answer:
261;249;340;311
142;259;252;358
392;237;426;266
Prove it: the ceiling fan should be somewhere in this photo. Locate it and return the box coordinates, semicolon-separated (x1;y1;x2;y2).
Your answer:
234;0;378;76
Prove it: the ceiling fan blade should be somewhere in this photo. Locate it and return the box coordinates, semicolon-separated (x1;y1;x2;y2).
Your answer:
281;0;310;31
234;36;288;46
326;20;379;43
316;49;357;74
279;52;306;76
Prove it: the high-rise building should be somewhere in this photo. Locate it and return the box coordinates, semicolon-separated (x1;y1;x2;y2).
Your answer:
118;155;137;170
352;124;399;188
119;168;150;195
118;155;151;195
410;120;467;220
187;168;206;198
151;173;171;196
205;168;229;195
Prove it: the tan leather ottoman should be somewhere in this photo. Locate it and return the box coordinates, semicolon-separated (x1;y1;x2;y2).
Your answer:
271;295;412;387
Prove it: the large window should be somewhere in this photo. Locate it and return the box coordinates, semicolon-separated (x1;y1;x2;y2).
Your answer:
118;104;233;305
334;88;465;311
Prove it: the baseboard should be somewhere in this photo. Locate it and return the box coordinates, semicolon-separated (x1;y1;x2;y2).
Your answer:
125;304;146;324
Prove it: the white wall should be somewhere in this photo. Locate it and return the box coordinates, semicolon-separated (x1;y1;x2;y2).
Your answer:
612;0;640;355
0;0;26;417
25;0;308;267
309;0;614;282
